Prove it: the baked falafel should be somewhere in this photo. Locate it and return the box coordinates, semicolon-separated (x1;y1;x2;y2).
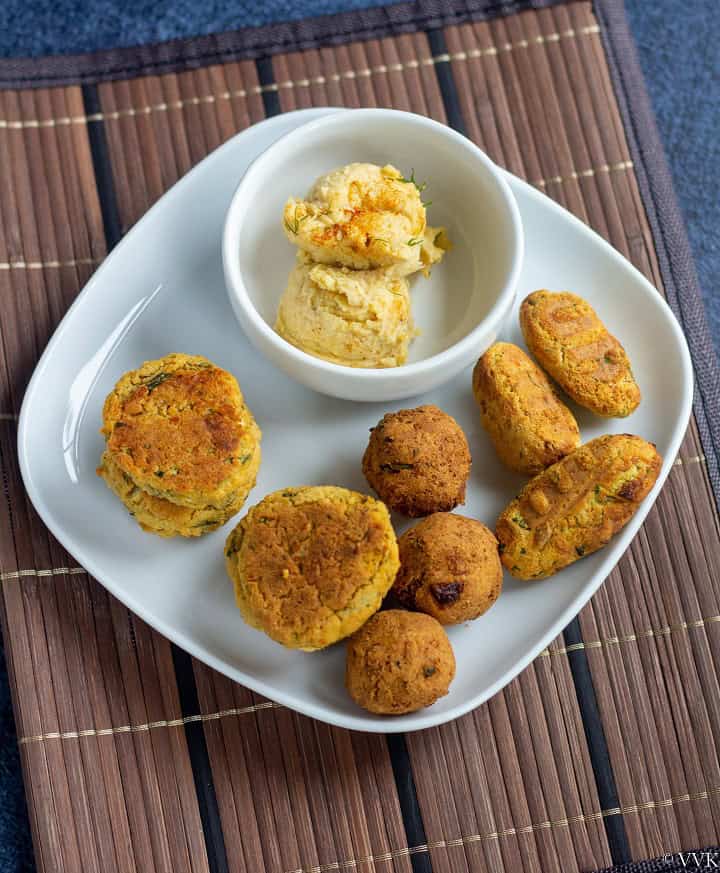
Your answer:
497;434;661;579
99;353;261;536
472;342;580;475
520;290;640;417
225;486;399;651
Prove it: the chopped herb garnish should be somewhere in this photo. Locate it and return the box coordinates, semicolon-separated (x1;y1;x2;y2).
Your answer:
498;542;506;554
576;546;586;557
369;237;390;247
145;372;170;392
423;665;437;678
512;515;530;530
604;353;613;363
421;200;432;208
520;547;527;555
397;168;427;193
284;208;309;235
154;470;165;478
380;462;414;473
407;237;423;247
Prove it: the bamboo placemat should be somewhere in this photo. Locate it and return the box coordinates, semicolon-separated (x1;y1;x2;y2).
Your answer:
1;1;719;871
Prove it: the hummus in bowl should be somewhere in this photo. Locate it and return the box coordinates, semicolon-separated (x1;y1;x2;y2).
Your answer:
223;108;523;402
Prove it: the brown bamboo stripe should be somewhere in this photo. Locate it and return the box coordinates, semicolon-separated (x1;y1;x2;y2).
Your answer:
0;86;213;872
0;23;601;132
280;784;720;873
1;2;719;872
192;663;414;873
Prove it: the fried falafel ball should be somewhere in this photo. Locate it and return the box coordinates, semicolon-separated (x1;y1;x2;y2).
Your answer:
345;610;455;714
394;513;502;624
362;405;471;517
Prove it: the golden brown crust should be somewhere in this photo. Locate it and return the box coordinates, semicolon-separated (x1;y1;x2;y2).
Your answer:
102;354;261;510
225;486;399;651
472;342;580;474
97;451;253;537
520;290;641;417
496;434;662;579
283;163;426;270
345;610;455;714
362;405;471;517
394;513;502;624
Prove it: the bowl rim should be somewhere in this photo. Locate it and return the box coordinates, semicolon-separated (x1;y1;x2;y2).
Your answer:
222;107;525;382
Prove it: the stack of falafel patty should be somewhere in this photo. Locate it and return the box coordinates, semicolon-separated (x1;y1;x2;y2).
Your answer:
98;353;261;538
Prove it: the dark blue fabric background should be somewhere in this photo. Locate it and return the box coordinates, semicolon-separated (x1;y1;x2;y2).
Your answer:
0;2;717;869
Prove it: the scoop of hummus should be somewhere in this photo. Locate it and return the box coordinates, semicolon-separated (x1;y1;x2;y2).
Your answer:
275;255;416;368
391;225;452;278
282;163;426;271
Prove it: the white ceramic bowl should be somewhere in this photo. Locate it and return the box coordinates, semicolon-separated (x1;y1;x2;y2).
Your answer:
222;108;523;401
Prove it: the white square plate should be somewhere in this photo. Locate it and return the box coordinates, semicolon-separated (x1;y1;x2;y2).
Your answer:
18;109;693;732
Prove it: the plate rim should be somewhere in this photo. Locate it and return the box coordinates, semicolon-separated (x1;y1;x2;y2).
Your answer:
17;108;694;733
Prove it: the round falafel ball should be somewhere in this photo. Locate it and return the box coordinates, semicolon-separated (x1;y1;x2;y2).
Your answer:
362;405;471;517
394;513;502;624
345;610;455;715
225;486;399;651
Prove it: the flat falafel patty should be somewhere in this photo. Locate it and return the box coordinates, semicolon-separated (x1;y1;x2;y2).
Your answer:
362;405;471;517
394;513;502;624
99;353;261;536
225;486;399;651
97;450;253;538
345;610;455;714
